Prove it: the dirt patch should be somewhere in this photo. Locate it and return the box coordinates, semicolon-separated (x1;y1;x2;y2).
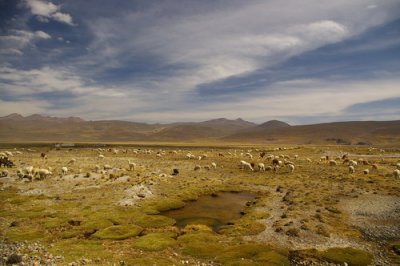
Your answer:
341;194;400;241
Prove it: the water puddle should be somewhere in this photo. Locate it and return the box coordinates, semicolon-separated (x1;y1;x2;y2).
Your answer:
162;191;256;231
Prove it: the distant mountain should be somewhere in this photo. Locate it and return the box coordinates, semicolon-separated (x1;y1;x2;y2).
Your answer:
1;114;399;144
223;120;400;145
0;114;256;142
258;120;290;129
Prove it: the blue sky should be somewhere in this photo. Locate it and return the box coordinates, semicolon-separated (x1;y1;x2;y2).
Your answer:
0;0;399;124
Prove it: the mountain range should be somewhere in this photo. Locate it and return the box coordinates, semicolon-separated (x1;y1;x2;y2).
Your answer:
0;113;399;145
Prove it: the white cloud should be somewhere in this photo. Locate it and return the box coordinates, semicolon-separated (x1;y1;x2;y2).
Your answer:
25;0;57;17
52;12;74;26
0;30;51;55
24;0;75;26
35;30;51;39
0;66;125;97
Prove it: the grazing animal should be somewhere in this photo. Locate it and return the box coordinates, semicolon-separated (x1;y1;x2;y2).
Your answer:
211;162;217;169
0;157;14;168
329;160;337;166
68;158;76;164
36;169;52;180
363;169;369;175
349;166;355;173
194;165;201;171
393;169;400;178
240;160;254;171
258;163;265;171
128;160;136;171
172;169;179;175
61;167;68;176
288;164;295;173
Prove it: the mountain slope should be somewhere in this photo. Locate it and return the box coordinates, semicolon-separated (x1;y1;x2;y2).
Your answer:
223;120;400;145
0;114;256;142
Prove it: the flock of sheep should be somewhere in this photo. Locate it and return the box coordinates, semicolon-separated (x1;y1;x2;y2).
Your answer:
1;146;400;182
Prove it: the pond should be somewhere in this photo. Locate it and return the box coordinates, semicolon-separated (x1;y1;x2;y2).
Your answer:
162;191;256;231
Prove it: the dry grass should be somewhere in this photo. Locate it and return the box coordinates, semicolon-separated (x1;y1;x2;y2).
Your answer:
1;143;400;265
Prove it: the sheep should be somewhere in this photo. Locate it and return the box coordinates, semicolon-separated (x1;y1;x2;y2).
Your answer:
186;153;195;159
200;154;208;160
194;165;201;171
128;160;136;171
257;163;265;171
61;167;68;176
204;165;211;170
288;164;295;173
98;154;105;159
94;165;101;173
104;165;112;170
240;160;254;171
245;153;253;160
396;163;400;169
349;160;358;166
329;160;337;166
294;155;299;160
5;151;13;157
393;169;400;178
172;168;179;175
265;166;273;171
349;165;355;173
272;158;280;166
24;166;34;176
68;158;76;164
363;169;369;175
372;164;378;170
0;170;9;177
211;162;217;169
36;169;52;180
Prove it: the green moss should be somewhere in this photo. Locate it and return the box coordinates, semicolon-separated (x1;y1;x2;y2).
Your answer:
5;227;44;241
133;232;177;251
216;244;289;266
178;231;225;259
134;215;176;228
50;239;111;263
81;218;114;231
151;198;186;212
217;244;268;261
128;257;175;266
92;225;143;240
319;247;373;266
255;250;290;266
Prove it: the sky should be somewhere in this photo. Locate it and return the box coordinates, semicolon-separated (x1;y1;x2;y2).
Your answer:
0;0;399;125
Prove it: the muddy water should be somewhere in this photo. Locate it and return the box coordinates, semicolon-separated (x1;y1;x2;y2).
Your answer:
162;191;256;231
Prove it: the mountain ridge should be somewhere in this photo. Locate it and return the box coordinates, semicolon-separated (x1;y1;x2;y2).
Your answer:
0;113;399;144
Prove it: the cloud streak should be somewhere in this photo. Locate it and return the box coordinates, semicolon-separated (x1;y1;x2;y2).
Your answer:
0;0;399;124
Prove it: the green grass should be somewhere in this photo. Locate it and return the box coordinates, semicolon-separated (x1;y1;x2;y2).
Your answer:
92;225;143;240
49;239;111;263
319;247;373;266
132;232;177;251
178;230;225;259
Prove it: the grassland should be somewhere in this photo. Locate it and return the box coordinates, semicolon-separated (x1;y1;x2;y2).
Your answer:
0;143;399;265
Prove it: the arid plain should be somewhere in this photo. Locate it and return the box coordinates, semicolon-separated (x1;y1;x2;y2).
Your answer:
1;142;400;265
